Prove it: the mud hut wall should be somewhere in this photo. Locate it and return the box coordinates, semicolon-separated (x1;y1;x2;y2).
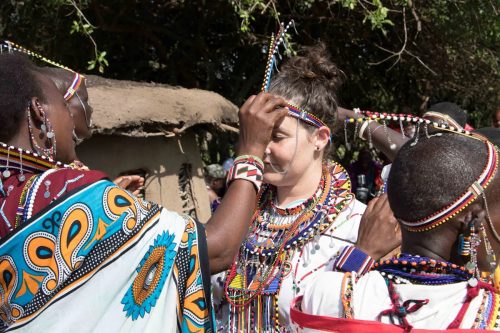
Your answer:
76;133;211;222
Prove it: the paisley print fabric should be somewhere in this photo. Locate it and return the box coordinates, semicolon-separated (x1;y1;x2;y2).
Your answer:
0;176;214;332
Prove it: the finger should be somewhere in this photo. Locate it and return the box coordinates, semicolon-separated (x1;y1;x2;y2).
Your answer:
114;176;132;188
269;106;289;124
252;92;272;105
262;97;288;113
372;193;388;211
241;95;257;110
364;196;379;213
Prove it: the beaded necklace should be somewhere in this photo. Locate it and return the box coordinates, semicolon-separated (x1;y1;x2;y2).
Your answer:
224;162;352;332
374;253;475;285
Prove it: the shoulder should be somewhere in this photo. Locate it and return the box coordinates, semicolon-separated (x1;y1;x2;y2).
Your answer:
26;168;110;220
329;199;366;242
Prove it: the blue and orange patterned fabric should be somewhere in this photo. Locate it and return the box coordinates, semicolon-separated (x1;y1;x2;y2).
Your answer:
0;148;214;332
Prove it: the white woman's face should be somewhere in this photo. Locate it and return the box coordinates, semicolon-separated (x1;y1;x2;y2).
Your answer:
263;116;320;187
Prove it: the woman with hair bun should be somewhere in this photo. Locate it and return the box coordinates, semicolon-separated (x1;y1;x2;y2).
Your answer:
215;44;400;332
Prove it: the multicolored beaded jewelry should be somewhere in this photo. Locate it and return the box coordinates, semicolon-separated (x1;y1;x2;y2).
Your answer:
225;155;264;192
1;40;86;103
260;22;329;131
224;162;352;332
345;110;499;233
0;40;74;71
63;72;86;101
400;139;498;232
374;253;475;285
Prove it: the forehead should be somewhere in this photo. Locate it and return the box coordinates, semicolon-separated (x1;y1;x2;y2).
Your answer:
274;115;301;131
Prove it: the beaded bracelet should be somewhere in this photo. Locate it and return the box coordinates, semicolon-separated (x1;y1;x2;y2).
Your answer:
233;154;264;170
226;155;264;192
358;120;372;140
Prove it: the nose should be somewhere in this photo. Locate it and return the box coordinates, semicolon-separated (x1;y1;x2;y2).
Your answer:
264;143;272;156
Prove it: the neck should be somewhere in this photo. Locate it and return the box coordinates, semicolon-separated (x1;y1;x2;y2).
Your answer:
6;126;33;152
400;225;459;264
276;160;323;207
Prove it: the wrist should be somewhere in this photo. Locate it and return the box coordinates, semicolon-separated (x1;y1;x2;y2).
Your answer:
237;144;266;159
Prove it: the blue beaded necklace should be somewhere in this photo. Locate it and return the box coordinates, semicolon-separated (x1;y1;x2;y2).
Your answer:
374;253;475;285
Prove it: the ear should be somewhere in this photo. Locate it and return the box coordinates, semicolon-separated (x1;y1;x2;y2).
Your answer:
29;96;46;126
314;126;331;150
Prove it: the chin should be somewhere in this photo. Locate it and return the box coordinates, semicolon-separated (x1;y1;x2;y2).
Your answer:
263;172;283;186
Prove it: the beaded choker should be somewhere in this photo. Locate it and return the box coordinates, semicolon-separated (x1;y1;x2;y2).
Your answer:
260;22;328;130
0;142;65;177
399;139;498;232
374;253;475;285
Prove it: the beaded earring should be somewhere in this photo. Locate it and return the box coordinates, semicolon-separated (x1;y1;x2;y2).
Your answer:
465;221;480;273
27;104;57;159
479;222;497;273
459;233;471;257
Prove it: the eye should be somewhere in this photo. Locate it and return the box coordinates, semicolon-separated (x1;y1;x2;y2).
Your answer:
272;133;286;141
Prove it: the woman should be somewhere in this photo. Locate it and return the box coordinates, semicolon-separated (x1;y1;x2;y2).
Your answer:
293;132;500;331
0;52;287;331
42;67;145;194
214;44;400;332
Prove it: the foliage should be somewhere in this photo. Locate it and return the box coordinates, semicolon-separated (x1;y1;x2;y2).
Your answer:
1;0;498;131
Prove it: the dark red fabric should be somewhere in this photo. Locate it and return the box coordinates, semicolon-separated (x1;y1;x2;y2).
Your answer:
0;168;108;238
290;296;497;333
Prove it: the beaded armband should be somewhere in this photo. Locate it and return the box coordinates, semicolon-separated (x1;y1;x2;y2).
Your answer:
226;155;264;192
333;245;375;276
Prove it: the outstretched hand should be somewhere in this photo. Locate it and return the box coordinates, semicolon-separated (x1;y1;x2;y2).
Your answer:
114;175;145;196
356;194;401;260
237;92;289;158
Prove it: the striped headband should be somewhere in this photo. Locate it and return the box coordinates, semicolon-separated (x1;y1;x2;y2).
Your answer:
1;40;85;101
399;139;499;232
422;111;463;130
287;103;328;129
63;72;85;100
261;22;328;130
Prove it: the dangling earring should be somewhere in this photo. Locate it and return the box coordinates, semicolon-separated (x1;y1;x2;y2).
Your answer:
27;104;57;159
479;223;497;274
458;233;470;257
18;148;25;182
465;221;481;274
2;146;11;178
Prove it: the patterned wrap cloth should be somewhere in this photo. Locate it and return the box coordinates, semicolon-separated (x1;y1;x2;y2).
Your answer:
0;148;214;332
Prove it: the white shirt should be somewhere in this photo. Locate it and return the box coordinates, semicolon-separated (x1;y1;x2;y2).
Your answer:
299;270;493;332
212;199;366;332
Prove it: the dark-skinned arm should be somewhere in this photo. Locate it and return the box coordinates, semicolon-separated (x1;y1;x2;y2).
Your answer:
205;92;288;274
338;107;409;161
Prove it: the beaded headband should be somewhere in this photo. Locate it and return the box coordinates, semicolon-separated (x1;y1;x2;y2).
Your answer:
261;22;328;130
345;110;499;232
422;111;463;130
0;40;85;101
400;139;498;231
63;72;85;100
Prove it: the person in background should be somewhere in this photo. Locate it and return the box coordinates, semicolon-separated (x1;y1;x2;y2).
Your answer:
204;163;226;213
347;148;383;203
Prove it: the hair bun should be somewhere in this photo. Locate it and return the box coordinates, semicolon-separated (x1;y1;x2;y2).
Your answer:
281;42;345;91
